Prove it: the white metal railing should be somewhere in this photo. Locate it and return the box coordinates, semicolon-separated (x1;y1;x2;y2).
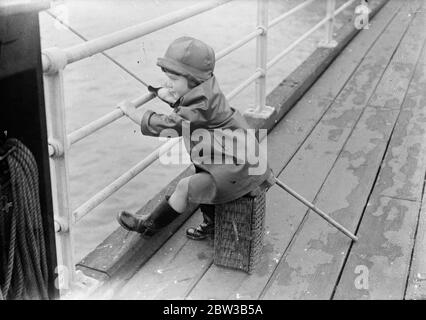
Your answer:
42;0;357;293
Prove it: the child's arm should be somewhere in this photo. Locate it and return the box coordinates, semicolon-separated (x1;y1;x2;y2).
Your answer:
141;100;207;137
118;95;207;137
117;99;192;136
117;86;177;124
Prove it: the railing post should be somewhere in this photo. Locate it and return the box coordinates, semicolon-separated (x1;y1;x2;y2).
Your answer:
42;47;75;293
255;0;268;113
319;0;338;48
243;0;276;138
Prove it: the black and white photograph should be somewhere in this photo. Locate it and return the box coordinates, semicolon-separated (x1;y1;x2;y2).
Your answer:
1;0;425;308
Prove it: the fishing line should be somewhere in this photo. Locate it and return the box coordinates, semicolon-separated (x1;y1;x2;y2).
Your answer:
45;10;150;88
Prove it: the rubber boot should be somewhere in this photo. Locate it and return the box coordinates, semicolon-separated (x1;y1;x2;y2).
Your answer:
117;196;180;237
186;204;215;240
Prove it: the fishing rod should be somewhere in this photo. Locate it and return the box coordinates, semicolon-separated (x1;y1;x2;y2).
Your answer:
274;177;358;242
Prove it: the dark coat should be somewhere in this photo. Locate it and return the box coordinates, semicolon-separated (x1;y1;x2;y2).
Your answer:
141;75;272;204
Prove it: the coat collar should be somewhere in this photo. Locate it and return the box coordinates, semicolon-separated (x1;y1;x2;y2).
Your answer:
173;75;217;108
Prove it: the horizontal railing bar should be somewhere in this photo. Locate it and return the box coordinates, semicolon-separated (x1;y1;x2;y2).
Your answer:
46;0;232;69
333;0;356;16
268;0;317;29
267;16;328;69
68;93;155;145
69;109;123;145
266;0;355;70
226;70;263;101
73;137;181;222
216;28;263;61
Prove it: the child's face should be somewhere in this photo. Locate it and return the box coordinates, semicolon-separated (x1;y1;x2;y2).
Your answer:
163;72;191;99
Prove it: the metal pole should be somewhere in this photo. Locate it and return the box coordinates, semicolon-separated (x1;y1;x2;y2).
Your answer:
255;0;268;113
320;0;338;48
43;48;75;292
274;178;358;242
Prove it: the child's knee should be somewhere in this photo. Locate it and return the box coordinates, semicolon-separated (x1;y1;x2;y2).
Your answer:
174;177;190;196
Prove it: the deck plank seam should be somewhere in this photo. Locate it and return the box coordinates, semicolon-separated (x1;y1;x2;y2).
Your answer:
106;231;193;298
257;197;312;299
183;259;214;300
329;108;402;299
111;216;207;299
403;26;426;292
371;12;426;299
404;170;426;299
169;238;191;264
331;10;426;299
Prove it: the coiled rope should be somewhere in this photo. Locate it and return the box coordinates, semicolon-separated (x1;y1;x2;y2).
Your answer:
0;138;49;300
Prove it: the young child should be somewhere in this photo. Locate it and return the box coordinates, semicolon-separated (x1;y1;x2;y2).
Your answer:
117;36;273;240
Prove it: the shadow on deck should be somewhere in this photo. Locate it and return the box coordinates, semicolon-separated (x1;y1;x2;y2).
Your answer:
84;0;426;300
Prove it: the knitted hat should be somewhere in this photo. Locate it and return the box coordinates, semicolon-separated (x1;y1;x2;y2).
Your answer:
157;36;215;82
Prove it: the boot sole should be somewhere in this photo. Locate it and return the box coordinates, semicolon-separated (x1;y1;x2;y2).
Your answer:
116;213;133;232
116;212;148;234
186;234;212;241
186;229;214;241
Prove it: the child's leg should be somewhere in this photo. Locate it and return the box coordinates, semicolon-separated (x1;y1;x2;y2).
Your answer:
117;175;195;237
199;204;215;224
117;173;210;237
186;204;215;240
169;172;217;240
168;176;192;213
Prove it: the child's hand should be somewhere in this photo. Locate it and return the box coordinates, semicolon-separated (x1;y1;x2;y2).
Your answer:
117;100;142;125
117;100;137;117
148;85;178;105
157;88;178;104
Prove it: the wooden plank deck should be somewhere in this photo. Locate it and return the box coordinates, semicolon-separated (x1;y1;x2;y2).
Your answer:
114;0;426;300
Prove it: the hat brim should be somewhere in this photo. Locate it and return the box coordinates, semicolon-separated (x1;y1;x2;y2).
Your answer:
157;57;211;82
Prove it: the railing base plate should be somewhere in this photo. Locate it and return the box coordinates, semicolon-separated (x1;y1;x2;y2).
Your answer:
243;105;276;135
